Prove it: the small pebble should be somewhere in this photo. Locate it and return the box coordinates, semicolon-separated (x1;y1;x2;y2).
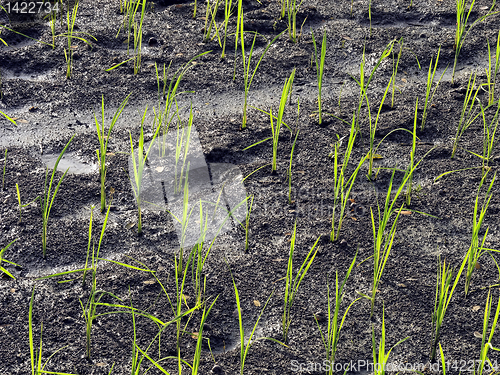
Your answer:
314;311;326;322
211;364;223;374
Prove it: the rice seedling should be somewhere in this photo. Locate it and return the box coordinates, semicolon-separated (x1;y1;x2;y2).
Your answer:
119;0;129;14
233;194;255;252
220;0;234;59
229;267;287;375
485;31;500;105
421;46;448;131
188;189;236;303
133;0;147;74
366;171;404;316
128;291;173;374
368;0;372;36
452;0;498;84
35;1;95;77
404;99;418;206
161;173;201;351
95;93;132;212
390;38;403;108
39;135;75;257
0;24;54;48
29;287;77;375
2;148;6;190
282;221;320;342
79;205;120;359
315;253;359;373
128;107;161;234
330;114;367;242
271;69;295;171
63;1;78;78
243;194;254;252
243;69;295;172
203;0;221;43
99;282;201;370
0;239;18;280
154;61;170;103
464;170;497;296
439;343;447;375
36;206;154;286
371;305;409;375
188;296;218;375
473;95;500;171
351;40;395;132
237;25;285;129
430;256;457;362
451;72;487;158
286;0;306;43
116;0;147;73
99;284;201;373
472;289;500;375
233;0;243;65
359;165;425;316
153;52;209;151
311;30;326;125
131;294;212;374
288;129;299;204
46;2;59;49
364;75;394;181
78;211;158;360
173;106;194;194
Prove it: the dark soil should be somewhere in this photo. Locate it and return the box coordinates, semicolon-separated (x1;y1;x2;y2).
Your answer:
1;0;500;374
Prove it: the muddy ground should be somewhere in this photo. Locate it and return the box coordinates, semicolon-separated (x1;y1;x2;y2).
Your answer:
1;0;500;374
